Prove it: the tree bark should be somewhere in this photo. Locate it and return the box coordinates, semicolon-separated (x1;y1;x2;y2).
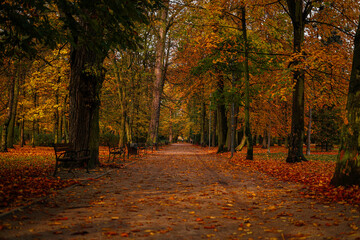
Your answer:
1;77;15;152
63;111;69;143
54;77;60;144
31;92;37;148
20;118;25;147
331;17;360;186
212;109;217;147
216;76;228;153
230;101;236;158
127;118;133;144
267;122;271;154
148;1;169;145
7;74;19;148
285;0;310;163
113;57;127;147
169;109;173;143
241;6;253;160
262;129;267;149
200;101;206;146
306;106;312;155
235;132;246;151
69;43;105;168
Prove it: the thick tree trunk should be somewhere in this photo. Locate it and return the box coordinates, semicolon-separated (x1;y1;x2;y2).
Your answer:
1;77;15;152
285;0;309;163
69;44;105;168
242;6;253;160
216;77;228;153
331;17;360;186
148;2;169;145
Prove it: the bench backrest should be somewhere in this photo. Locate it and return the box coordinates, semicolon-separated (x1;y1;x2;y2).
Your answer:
53;143;74;156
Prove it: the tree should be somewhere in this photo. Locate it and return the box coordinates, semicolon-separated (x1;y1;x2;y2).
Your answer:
0;75;16;152
282;0;313;163
241;5;253;160
148;0;170;146
331;15;360;186
55;0;160;167
216;75;228;152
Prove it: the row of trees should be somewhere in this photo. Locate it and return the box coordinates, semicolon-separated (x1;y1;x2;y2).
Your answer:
0;1;163;169
155;0;359;186
1;0;360;186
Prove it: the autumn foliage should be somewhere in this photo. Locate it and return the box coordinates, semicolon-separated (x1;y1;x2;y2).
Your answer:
0;146;78;212
226;146;360;206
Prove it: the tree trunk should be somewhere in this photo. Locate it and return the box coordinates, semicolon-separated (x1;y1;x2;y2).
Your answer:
7;75;19;148
125;116;133;144
212;109;217;147
113;57;127;148
241;6;253;160
267;122;271;154
235;132;246;151
225;116;231;150
200;101;206;146
306;106;312;155
119;115;126;147
169;109;173;143
148;1;169;145
54;77;60;144
69;43;105;168
20;119;25;147
31;91;37;148
1;77;15;152
216;77;227;153
63;112;69;143
285;0;309;163
262;129;267;148
331;17;360;186
230;101;236;158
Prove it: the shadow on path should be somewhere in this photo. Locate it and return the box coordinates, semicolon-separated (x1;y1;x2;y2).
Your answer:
1;143;359;239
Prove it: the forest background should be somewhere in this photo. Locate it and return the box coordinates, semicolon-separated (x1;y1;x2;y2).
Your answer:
1;0;360;187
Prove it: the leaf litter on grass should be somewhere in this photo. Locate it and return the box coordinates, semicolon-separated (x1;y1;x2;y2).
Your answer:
0;145;115;213
223;146;360;206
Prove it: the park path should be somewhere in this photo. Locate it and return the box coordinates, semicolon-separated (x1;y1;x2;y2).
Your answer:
0;143;359;239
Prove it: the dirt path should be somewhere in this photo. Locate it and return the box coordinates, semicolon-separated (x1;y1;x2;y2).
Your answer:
0;143;359;239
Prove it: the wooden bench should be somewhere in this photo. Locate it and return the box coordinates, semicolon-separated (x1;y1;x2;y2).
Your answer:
108;144;125;162
53;143;90;176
